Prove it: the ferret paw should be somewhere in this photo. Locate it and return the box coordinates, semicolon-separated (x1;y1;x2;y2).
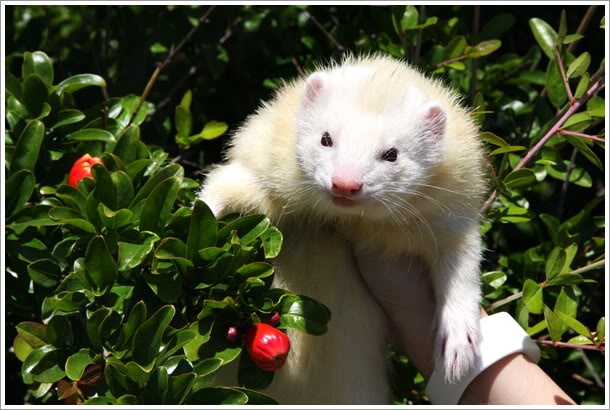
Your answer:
434;313;481;382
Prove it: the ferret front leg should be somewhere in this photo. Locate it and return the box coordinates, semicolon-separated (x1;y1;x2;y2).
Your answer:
198;162;267;218
430;231;482;382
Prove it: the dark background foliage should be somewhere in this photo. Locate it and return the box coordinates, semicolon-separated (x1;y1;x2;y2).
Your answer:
4;3;606;405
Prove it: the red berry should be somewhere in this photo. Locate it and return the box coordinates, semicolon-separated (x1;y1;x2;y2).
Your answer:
68;154;103;188
226;326;240;342
244;323;290;371
265;311;281;326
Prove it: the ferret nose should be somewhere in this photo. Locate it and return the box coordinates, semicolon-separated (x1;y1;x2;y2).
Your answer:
331;176;363;197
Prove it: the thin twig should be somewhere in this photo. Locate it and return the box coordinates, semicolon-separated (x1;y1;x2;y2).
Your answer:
127;5;216;127
305;11;345;52
580;350;605;388
553;46;575;104
412;5;425;66
558;129;606;143
480;75;604;214
567;5;599;54
557;147;578;219
486;259;606;312
536;339;605;352
435;55;467;69
291;57;306;79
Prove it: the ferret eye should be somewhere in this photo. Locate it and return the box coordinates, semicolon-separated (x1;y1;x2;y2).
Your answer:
382;148;398;162
320;132;333;147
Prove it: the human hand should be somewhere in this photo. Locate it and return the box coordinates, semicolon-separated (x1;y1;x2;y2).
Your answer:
354;252;437;378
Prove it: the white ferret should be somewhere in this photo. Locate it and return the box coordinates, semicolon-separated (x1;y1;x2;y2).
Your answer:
199;54;487;404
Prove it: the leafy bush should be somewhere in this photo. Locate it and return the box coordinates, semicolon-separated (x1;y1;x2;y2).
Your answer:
4;4;606;405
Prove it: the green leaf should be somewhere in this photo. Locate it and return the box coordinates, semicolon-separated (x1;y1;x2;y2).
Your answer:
217;214;268;245
23;74;48;118
130;163;184;208
185;387;248;405
13;335;34;362
22;345;66;384
6;70;23;100
53;109;85;128
504;168;536;189
444;35;467;59
155;237;187;260
16;322;48;349
184;319;214;362
565;136;603;171
54;74;106;95
140;366;169;404
144;271;182;303
539;213;560;245
497;206;534;223
166;373;196;405
132;305;176;366
117;231;160;272
596;317;605;341
235;262;274;280
120;301;147;349
556;311;592;339
6;170;36;217
277;294;331;335
259;227;283;258
465;39;502;58
546;58;567;108
139;177;181;234
586;96;605;118
554;287;578;335
10;120;44;175
522;279;543;314
192;357;222;377
480;131;508;147
84;235;118;292
186;200;218;259
23;51;54;85
98;203;133;230
566;52;591;78
547;273;585;286
47;315;73;348
567;335;594;345
48;206;97;233
562;33;584;44
65;128;116;143
234;388;279;405
66;349;96;381
159;330;196;363
545;246;567;281
544;305;564;342
27;259;61;288
557;10;567;45
400;5;418;31
529;17;558;59
490;145;527;155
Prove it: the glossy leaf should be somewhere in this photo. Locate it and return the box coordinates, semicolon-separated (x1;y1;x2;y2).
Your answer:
185;387;248;405
23;74;48;117
6;170;36;217
522;279;543;314
65;128;116;143
66;349;96;381
546;59;567;108
543;305;564;342
132;305;175;366
277;294;331;335
22;345;66;384
504;168;536;189
566;52;591;78
13;335;34;362
22;51;54;84
117;232;160;272
529;17;557;59
54;74;106;95
554;287;578;335
186;199;218;259
84;236;118;292
166;373;196;405
556;311;591;339
259;227;283;258
545;246;567;281
16;322;48;349
28;258;61;289
10;120;44;175
129;163;183;208
48;207;97;233
139;177;181;234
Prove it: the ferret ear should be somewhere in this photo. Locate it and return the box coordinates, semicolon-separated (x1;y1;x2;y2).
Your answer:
303;72;328;105
420;101;447;138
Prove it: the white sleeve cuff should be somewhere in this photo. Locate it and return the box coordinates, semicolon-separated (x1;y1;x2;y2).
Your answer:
424;312;541;405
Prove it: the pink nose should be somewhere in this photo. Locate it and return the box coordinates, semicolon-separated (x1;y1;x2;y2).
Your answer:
331;176;363;197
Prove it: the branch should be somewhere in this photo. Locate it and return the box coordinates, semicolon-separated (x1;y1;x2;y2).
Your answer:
558;129;606;143
305;11;345;51
553;46;575;104
127;5;216;127
480;75;604;213
435;55;466;69
536;339;605;352
486;259;606;312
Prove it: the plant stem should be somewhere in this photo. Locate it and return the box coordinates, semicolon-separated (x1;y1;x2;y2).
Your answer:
480;75;604;214
559;129;605;143
536;339;605;352
127;5;216;127
486;259;606;312
435;54;467;69
553;46;575;104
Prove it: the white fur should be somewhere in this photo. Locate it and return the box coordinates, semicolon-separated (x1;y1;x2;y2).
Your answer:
198;54;487;402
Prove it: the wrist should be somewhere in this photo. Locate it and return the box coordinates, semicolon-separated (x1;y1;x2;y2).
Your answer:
425;312;541;405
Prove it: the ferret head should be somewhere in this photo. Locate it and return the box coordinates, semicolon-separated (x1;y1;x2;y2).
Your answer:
293;66;447;221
